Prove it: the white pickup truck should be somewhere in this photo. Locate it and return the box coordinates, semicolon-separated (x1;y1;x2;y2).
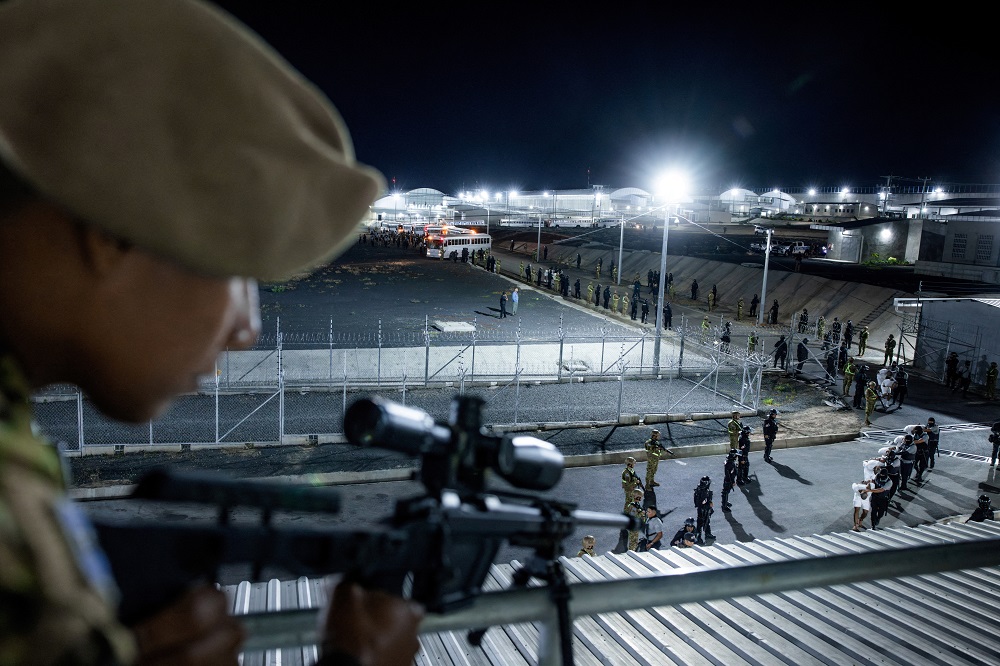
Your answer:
750;239;790;255
788;241;810;256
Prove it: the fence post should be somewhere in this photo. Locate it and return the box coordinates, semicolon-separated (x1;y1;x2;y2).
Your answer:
640;331;646;377
557;314;565;381
617;355;626;420
424;315;430;387
471;317;477;386
328;317;333;383
678;315;686;376
377;319;383;387
76;389;84;454
342;350;348;420
514;322;523;424
600;320;607;376
214;363;220;444
277;317;284;445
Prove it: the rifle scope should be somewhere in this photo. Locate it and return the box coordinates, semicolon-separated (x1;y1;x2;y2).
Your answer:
344;396;563;492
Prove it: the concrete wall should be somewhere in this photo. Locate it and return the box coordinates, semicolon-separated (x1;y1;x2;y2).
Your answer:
543;242;909;352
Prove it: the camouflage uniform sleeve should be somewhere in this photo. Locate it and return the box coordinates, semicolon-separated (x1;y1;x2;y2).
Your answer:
1;356;136;665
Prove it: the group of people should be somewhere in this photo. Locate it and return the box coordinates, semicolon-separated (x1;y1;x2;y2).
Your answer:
852;419;940;530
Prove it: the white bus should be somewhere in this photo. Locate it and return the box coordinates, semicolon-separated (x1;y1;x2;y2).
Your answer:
424;225;492;260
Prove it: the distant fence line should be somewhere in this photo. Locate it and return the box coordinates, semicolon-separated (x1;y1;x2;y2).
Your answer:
34;315;773;455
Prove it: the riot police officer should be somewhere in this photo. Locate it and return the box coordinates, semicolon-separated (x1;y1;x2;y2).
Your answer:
722;448;738;511
670;517;697;547
869;468;891;530
693;476;715;543
737;425;752;485
965;495;995;523
762;409;778;462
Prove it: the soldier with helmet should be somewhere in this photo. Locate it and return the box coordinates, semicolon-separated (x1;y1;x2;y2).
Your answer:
864;380;879;426
883;448;902;502
693;476;715;543
965;495;996;523
670;517;697;547
722;448;738;511
869;467;892;529
621;456;643;512
737;425;753;485
727;410;742;448
762;409;778;462
644;428;672;488
625;488;646;551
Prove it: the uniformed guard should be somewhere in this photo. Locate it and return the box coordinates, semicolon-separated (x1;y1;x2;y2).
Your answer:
858;325;869;355
625;489;645;551
864;380;879;426
622;294;630;318
621;456;643;511
737;425;753;485
762;409;778;462
727;411;742;448
869;469;891;529
843;357;857;397
641;299;650;324
574;278;581;299
747;331;758;354
603;285;611;309
736;297;744;320
965;495;995;523
576;535;597;557
883;334;896;366
612;290;620;314
644;429;670;488
816;315;826;341
587;281;595;305
721;448;738;511
519;261;524;278
0;1;422;662
693;476;715;543
612;265;618;282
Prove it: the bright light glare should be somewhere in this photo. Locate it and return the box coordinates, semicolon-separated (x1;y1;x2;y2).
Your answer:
808;188;816;196
879;228;892;241
654;170;690;202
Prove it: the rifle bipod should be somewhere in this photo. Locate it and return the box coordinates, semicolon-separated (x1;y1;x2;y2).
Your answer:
467;553;576;666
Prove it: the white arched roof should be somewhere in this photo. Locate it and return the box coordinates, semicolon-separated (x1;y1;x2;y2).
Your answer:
719;187;758;201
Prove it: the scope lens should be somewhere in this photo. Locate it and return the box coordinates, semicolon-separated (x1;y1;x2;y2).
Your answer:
497;436;564;491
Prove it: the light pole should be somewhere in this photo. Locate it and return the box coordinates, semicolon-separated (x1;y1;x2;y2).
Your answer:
617;211;625;286
478;190;490;235
653;171;688;374
757;229;773;325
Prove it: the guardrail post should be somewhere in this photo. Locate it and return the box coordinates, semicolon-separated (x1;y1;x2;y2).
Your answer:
377;319;383;388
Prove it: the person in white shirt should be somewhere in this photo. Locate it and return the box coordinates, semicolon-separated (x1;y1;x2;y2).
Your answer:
852;480;875;531
639;506;664;551
863;457;883;481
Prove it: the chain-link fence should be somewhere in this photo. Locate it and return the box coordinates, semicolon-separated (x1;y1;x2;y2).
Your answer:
33;316;772;454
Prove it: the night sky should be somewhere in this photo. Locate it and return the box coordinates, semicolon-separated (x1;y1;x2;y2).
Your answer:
214;3;998;194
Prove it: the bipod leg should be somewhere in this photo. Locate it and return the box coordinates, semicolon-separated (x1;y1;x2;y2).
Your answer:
467;556;547;647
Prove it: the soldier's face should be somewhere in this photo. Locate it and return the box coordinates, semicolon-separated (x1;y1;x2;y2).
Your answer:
82;248;260;422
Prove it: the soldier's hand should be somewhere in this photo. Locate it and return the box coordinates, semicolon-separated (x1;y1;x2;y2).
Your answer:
133;585;245;666
320;581;424;666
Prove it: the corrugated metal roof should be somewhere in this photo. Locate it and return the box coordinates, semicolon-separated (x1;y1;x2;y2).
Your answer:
228;519;1000;665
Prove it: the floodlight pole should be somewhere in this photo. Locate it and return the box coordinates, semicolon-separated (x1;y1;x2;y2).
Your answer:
757;229;773;325
653;205;670;374
617;213;624;286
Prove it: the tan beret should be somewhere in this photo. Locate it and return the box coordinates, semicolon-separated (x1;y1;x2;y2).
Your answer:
0;0;384;280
